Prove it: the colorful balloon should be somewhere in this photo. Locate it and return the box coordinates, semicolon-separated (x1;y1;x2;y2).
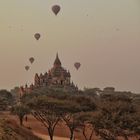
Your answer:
52;5;61;15
29;57;35;64
74;62;81;70
34;33;41;40
25;66;30;71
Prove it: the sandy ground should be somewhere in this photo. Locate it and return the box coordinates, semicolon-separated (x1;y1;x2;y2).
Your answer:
33;132;70;140
2;112;80;140
1;112;139;140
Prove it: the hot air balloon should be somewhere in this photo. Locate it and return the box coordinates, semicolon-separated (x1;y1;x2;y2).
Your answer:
74;62;81;70
25;66;30;71
34;33;41;40
29;57;35;64
52;5;61;15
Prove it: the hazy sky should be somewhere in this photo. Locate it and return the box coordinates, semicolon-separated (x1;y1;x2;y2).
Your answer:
0;0;140;93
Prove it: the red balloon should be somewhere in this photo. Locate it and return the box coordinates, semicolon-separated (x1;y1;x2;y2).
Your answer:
74;62;81;70
52;5;61;15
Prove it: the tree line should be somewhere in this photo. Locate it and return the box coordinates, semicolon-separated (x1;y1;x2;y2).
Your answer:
9;87;140;140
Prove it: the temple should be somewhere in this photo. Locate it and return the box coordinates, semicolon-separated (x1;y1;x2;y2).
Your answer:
20;53;78;95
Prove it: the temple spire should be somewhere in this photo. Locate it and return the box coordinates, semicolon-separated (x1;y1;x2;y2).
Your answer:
54;53;61;67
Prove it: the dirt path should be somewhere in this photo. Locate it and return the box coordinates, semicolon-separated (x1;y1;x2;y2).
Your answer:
33;132;70;140
1;112;139;140
1;112;79;140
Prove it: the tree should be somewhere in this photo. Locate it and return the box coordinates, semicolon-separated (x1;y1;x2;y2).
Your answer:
0;90;14;110
75;112;95;140
11;104;30;126
27;96;62;140
60;95;96;140
97;98;140;140
0;90;13;99
77;95;140;140
10;86;20;101
76;111;116;140
32;110;60;140
62;112;82;140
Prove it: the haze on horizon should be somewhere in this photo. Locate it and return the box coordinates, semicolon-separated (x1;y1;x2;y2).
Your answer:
0;0;140;93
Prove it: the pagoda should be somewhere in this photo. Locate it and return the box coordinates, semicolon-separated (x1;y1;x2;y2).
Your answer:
20;53;78;96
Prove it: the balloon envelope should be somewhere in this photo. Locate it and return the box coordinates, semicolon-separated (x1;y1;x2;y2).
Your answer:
29;57;35;64
25;66;30;71
74;62;81;70
52;5;61;15
34;33;40;40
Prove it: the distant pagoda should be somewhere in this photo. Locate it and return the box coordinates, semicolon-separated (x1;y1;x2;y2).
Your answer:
20;53;78;96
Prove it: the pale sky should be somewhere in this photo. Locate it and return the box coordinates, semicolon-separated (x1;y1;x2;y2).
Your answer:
0;0;140;93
